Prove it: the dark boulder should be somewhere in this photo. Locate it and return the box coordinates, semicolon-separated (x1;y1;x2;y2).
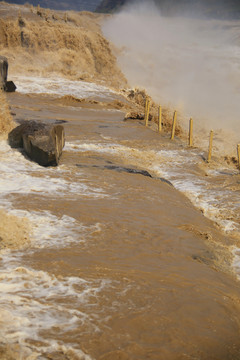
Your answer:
6;81;17;92
8;120;65;166
0;56;16;92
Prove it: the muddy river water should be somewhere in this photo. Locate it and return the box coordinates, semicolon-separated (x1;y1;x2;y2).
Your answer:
1;78;240;360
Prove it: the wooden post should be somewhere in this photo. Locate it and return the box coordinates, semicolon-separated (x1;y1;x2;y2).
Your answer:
145;99;150;127
62;130;64;149
189;117;193;147
147;100;150;126
237;144;240;170
207;130;213;163
144;98;148;126
55;134;59;159
171;111;177;140
158;106;162;133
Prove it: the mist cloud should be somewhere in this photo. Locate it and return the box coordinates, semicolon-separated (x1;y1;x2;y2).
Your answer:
103;1;240;137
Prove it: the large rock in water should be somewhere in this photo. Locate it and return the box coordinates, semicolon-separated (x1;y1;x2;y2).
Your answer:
0;55;16;92
8;120;65;166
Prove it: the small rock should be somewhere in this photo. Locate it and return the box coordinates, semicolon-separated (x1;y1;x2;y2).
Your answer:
124;111;144;121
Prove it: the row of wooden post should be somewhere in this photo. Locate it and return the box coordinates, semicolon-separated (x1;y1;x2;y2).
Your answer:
144;98;240;168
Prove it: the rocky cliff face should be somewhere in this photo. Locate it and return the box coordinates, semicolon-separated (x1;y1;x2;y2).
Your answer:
0;3;128;89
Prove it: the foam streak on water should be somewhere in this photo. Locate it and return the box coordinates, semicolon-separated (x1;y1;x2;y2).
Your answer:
2;68;240;356
66;138;240;286
0;138;109;357
0;254;105;359
1;130;239;355
66;140;240;235
12;75;117;101
66;139;240;277
0;140;107;199
0;214;107;359
5;209;101;249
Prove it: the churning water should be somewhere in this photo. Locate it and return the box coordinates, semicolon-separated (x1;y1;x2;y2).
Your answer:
1;31;240;358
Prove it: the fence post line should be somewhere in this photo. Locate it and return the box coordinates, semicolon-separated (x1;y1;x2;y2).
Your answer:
207;130;214;163
158;106;162;133
189;118;193;147
171;111;177;140
237;144;240;170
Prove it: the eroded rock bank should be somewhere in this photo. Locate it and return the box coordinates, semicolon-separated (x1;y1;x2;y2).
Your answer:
0;3;127;89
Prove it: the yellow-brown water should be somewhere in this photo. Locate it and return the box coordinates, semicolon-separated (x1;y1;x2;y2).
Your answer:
0;88;240;360
1;2;240;359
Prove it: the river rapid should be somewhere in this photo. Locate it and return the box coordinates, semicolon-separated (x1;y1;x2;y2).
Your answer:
0;75;239;360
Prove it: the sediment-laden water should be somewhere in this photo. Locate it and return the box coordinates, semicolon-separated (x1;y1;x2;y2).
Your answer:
0;76;240;359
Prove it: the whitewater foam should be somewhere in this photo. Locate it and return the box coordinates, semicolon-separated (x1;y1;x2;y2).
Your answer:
12;75;117;101
0;140;108;358
0;140;107;199
65;140;240;235
0;259;107;359
5;208;101;249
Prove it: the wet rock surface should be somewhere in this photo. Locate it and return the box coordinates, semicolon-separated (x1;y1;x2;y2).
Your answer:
8;120;65;166
0;55;16;92
76;163;153;177
5;80;17;92
0;55;8;91
124;111;145;121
